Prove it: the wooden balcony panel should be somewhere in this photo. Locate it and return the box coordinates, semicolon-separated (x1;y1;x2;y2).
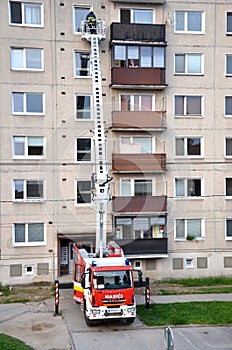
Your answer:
112;153;166;173
112;195;167;213
112;111;166;130
110;23;166;42
117;238;168;256
111;67;166;88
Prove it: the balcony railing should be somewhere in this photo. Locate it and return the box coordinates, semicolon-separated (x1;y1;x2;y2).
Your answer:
112;153;166;173
111;111;166;130
111;67;166;88
116;238;168;256
112;195;167;213
110;23;166;42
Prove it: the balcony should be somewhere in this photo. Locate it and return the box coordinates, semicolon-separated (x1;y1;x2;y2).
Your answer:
110;23;166;43
111;67;166;89
116;238;168;257
112;153;166;173
112;195;167;214
111;111;166;131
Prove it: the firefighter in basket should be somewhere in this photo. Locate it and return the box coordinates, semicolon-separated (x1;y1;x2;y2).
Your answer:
85;10;97;34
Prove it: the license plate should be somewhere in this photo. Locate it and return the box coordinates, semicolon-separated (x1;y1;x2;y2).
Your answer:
107;308;121;314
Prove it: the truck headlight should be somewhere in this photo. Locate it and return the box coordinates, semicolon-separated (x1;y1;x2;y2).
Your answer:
127;307;136;313
91;308;101;315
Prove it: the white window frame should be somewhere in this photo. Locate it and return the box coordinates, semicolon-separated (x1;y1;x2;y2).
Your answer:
225;96;232;117
225;218;232;240
13;136;45;159
225;137;232;158
73;5;90;33
120;178;153;196
13;179;44;202
75;179;92;205
11;47;43;71
9;1;44;27
120;8;154;24
76;137;92;162
120;136;154;154
74;50;91;78
174;11;205;34
174;53;204;75
175;136;204;158
174;218;205;241
226;12;232;35
185;259;194;269
174;178;203;198
12;92;45;115
75;94;92;120
174;95;203;117
133;260;142;270
225;54;232;76
13;222;46;246
24;265;34;275
120;94;155;111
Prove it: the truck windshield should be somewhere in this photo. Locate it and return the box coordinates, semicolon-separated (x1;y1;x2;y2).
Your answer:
93;270;132;290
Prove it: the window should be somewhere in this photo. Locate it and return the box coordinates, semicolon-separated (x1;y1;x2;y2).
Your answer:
10;1;43;26
76;95;91;119
12;92;44;114
225;178;232;197
185;259;194;268
76;180;91;204
74;6;89;32
226;219;232;239
121;95;153;111
115;216;165;240
113;45;165;68
225;137;232;157
13;223;45;246
13;180;43;201
226;12;232;34
175;137;203;157
226;55;232;75
76;138;91;161
174;11;204;33
11;48;43;70
175;219;204;240
175;54;203;74
13;136;44;158
121;179;152;196
175;178;202;197
225;96;232;116
120;137;152;154
174;95;202;117
75;51;90;77
120;9;153;24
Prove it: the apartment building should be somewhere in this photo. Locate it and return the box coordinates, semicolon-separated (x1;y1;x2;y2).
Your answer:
1;0;232;285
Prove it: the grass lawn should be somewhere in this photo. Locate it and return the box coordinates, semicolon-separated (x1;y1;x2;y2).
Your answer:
137;301;232;326
0;334;34;350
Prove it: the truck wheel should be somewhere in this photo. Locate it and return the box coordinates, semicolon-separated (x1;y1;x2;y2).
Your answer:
84;300;95;327
126;317;135;324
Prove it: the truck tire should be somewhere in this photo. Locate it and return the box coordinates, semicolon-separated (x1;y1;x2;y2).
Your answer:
84;300;95;327
126;317;135;324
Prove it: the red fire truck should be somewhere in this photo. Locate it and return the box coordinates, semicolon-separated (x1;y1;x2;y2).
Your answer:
73;242;136;326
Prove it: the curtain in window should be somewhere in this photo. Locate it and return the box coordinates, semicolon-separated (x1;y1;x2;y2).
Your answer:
175;138;184;156
153;47;164;68
188;12;202;32
175;55;185;73
26;49;42;69
175;179;185;196
15;224;25;242
187;219;201;237
175;96;184;115
141;47;152;67
133;217;149;230
28;137;43;146
26;93;43;113
13;93;24;112
121;179;131;196
11;49;23;69
134;137;152;153
187;96;201;115
188;55;201;73
133;10;152;24
141;96;152;111
25;4;41;25
14;136;25;155
121;95;130;111
28;223;44;242
27;181;43;198
128;46;139;59
175;11;184;31
115;46;126;60
175;219;185;238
